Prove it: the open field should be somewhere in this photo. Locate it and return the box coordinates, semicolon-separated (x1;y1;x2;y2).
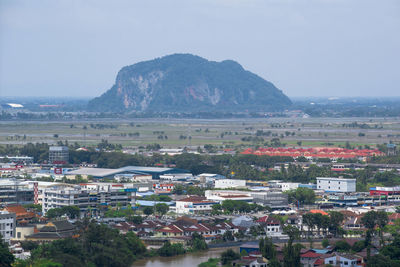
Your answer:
1;117;399;149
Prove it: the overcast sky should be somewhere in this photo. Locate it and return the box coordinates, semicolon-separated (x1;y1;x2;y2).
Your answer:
0;0;399;98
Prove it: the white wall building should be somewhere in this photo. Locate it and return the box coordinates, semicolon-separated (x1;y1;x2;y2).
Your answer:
317;177;356;193
205;190;253;202
175;196;218;214
0;211;16;243
42;185;133;216
324;253;362;267
276;182;300;192
214;179;246;189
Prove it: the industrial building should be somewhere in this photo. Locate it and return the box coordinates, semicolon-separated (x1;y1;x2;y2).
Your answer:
65;166;189;180
317;177;356;193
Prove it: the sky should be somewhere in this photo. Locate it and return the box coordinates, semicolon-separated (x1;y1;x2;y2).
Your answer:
0;0;399;98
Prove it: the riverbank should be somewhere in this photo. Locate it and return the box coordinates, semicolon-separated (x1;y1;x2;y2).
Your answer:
133;246;238;267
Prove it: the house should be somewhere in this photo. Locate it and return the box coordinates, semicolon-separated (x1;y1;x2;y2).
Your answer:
324;253;363;267
300;250;322;267
175;196;218;214
25;220;76;243
343;216;363;230
232;256;268;267
256;215;282;236
4;205;35;223
388;213;400;224
154;224;184;237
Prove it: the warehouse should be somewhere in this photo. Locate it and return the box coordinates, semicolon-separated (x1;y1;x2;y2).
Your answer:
65;166;189;180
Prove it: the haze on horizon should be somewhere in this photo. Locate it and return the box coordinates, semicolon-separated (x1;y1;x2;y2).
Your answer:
0;0;399;99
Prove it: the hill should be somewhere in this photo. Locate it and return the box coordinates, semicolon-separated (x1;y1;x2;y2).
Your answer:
88;54;292;112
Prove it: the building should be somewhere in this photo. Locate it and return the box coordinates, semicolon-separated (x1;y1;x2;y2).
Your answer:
0;156;34;165
0;179;34;205
49;146;69;164
242;147;384;160
251;191;289;209
370;186;400;196
42;184;135;216
26;220;76;243
0;210;16;243
175;196;218;214
65;166;189;180
317;177;356;193
324;253;363;267
214;179;246;189
256;215;282;236
276;182;300;192
205;190;253;202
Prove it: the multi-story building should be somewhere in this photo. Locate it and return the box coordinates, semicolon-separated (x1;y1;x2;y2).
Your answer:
42;185;135;216
317;177;356;193
0;179;34;205
49;146;69;164
175;196;218;214
0;210;16;243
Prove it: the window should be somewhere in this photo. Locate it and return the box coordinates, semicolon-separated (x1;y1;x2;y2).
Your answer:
17;232;21;238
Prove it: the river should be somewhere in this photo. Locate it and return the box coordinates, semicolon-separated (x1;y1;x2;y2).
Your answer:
132;247;237;267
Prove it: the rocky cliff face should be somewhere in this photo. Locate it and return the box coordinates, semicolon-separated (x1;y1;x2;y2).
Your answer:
88;54;292;112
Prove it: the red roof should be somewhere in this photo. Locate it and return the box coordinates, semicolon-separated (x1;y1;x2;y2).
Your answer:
301;251;321;258
155;224;183;234
256;215;280;225
309;210;329;216
241;147;384;159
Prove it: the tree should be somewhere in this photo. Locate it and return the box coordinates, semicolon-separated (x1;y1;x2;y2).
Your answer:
154;203;169;216
334;240;351;252
0;239;14;267
127;215;143;225
143;206;153;216
220;249;240;265
287;187;315;205
259;236;276;260
329;211;344;237
190;233;208;251
158;242;185;257
302;213;314;238
322;239;330;248
361;210;378;259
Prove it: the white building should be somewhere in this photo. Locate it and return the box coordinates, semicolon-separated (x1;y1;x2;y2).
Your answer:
324;253;362;267
317;177;356;193
175;196;218;214
205;190;253;202
42;184;134;216
159;173;193;181
276;182;300;192
0;211;16;243
214;179;246;189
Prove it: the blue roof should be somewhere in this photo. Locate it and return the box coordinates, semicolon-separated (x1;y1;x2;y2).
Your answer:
136;200;174;207
312;249;330;254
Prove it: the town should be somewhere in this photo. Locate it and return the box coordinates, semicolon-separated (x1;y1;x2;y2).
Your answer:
1;143;400;267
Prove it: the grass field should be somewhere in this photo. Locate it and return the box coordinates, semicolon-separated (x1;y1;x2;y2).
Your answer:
1;117;399;149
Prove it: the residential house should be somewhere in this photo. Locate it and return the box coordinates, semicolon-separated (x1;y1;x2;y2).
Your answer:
324;253;363;267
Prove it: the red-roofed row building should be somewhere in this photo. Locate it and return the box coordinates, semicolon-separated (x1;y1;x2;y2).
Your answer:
241;147;384;159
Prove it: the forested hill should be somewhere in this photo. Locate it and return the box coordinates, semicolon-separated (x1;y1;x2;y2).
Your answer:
88;54;292;112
